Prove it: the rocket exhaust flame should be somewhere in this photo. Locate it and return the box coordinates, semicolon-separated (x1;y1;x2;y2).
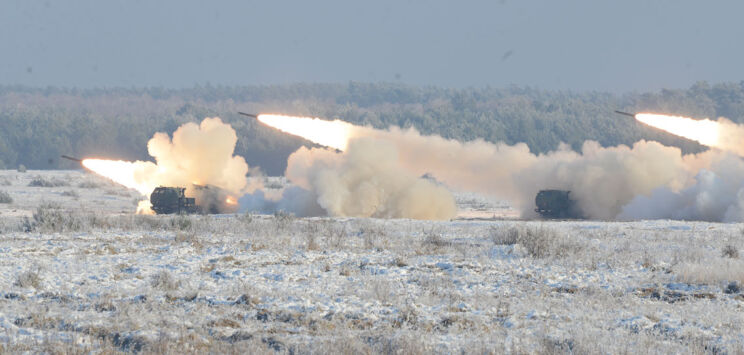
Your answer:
81;158;155;195
80;117;257;214
256;114;355;151
635;113;720;147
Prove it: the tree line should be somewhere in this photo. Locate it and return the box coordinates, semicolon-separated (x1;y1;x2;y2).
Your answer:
1;81;743;175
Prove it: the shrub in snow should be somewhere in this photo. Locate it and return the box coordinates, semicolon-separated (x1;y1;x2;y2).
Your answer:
170;215;192;231
15;269;42;289
490;225;580;259
271;210;295;233
490;226;519;245
61;190;79;198
722;245;739;259
28;176;69;187
27;203;71;232
22;203;112;232
151;270;181;291
724;282;740;294
0;190;12;204
77;180;101;189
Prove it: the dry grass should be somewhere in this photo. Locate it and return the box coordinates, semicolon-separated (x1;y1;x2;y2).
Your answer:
15;269;42;289
0;176;12;186
490;224;582;258
28;175;69;187
2;191;744;353
722;244;740;259
0;190;12;203
674;259;744;285
61;190;80;198
151;270;181;291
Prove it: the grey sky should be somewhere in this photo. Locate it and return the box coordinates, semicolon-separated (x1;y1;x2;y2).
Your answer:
1;0;742;92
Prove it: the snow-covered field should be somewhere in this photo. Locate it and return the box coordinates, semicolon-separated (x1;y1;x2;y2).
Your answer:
0;170;743;353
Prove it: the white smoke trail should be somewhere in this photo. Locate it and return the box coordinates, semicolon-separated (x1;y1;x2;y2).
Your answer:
256;114;744;221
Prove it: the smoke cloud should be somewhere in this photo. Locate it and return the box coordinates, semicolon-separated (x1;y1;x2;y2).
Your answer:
142;117;262;213
620;152;744;222
239;137;458;220
257;115;744;222
360;128;694;219
713;118;744;157
283;138;457;220
377;124;744;221
87;117;261;214
239;186;325;217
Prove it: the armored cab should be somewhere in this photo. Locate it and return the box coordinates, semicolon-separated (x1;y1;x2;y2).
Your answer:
534;190;582;219
150;187;197;214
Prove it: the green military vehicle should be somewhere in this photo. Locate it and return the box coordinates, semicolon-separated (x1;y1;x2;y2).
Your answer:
150;186;198;214
534;190;583;219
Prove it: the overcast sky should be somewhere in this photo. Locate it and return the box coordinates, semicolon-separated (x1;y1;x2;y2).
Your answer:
1;0;743;92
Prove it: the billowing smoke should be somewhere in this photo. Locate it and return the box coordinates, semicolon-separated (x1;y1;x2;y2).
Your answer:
716;119;744;157
288;138;456;219
254;113;744;221
361;127;698;219
620;152;744;222
376;123;744;221
88;112;744;222
84;117;260;213
241;137;457;220
240;187;325;217
139;117;260;213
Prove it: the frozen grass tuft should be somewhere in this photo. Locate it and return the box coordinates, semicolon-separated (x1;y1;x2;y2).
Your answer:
490;225;519;245
0;190;12;204
77;180;101;189
722;245;739;259
675;259;744;285
169;215;193;231
418;228;451;254
15;269;42;289
61;190;79;198
25;203;80;232
491;225;582;258
272;210;295;231
360;222;388;250
151;270;181;291
28;175;69;187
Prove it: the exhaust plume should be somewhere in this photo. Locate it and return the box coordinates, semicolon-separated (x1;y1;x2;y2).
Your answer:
257;114;356;151
636;113;744;156
282;138;457;220
83;117;259;213
257;113;744;221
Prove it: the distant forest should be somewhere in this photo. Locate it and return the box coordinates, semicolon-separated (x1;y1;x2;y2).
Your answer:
1;81;743;175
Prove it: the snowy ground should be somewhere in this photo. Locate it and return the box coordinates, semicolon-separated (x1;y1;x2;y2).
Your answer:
0;170;743;353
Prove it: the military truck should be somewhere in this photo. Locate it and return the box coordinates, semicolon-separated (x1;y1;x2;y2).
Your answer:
534;190;582;219
150;186;198;214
